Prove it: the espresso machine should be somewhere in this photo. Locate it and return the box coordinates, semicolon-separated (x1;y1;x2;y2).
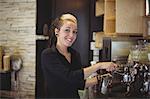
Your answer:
88;62;150;98
90;38;150;98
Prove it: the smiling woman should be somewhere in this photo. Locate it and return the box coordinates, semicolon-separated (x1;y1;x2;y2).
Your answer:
41;13;117;98
41;14;86;98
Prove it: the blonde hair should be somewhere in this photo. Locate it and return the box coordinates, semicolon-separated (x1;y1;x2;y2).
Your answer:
60;14;77;24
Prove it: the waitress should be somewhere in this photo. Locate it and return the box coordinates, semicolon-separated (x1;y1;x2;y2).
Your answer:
41;13;117;98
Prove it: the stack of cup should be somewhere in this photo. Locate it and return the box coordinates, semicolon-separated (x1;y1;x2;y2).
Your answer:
0;46;11;72
3;55;10;71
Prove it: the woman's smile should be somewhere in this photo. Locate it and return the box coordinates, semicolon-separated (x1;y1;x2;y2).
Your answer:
57;21;77;47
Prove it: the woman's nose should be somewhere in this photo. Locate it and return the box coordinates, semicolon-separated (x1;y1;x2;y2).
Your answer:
69;31;74;37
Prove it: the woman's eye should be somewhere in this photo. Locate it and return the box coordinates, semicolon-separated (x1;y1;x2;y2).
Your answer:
64;29;77;34
73;31;77;34
64;29;70;32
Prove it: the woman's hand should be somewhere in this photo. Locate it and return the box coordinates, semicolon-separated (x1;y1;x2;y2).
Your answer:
96;62;117;72
83;62;117;79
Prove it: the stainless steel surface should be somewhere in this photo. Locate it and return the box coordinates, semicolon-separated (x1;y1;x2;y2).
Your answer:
111;39;136;61
102;37;141;62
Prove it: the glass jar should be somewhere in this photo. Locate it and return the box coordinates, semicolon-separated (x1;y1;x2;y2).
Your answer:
130;45;140;62
129;44;149;62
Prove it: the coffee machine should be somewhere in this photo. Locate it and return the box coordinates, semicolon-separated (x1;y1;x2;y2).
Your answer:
93;37;150;98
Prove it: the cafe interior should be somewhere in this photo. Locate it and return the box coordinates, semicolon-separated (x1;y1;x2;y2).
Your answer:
0;0;150;98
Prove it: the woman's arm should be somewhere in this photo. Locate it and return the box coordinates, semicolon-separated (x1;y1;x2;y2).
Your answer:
84;77;98;88
83;62;117;79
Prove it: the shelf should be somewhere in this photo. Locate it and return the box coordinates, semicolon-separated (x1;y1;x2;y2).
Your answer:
105;16;115;21
0;90;34;98
104;0;115;35
96;0;104;16
0;71;11;74
116;0;144;34
106;0;115;2
103;0;145;36
116;32;143;36
104;19;115;33
143;15;150;18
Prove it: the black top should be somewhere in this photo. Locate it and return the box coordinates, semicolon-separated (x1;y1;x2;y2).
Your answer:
41;47;85;98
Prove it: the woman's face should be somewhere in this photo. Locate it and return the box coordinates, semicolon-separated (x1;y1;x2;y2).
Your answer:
56;20;77;47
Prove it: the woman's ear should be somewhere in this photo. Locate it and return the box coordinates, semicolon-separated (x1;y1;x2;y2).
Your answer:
55;28;59;36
